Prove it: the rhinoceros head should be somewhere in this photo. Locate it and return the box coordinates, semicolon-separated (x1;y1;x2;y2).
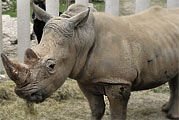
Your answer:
1;4;95;103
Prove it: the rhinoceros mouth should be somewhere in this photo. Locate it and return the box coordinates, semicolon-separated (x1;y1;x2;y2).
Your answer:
15;86;47;103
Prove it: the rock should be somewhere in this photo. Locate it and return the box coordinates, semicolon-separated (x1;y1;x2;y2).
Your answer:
2;15;38;60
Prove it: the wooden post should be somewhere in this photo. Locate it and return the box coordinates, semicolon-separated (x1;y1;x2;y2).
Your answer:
0;0;2;71
46;0;59;16
75;0;89;7
17;0;30;63
135;0;150;13
105;0;119;16
167;0;179;8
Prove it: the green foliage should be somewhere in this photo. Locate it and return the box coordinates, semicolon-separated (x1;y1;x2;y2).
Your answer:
93;1;105;12
2;0;16;17
0;71;5;75
59;1;70;12
9;0;16;12
2;1;105;17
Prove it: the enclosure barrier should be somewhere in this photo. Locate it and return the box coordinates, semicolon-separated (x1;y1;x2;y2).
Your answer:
0;0;2;71
17;0;30;63
46;0;59;16
136;0;150;13
75;0;89;7
105;0;119;16
0;0;179;71
167;0;179;8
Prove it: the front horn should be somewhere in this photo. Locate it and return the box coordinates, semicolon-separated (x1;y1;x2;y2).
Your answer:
1;53;30;86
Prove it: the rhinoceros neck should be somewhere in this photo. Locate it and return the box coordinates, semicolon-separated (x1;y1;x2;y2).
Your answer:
69;23;95;79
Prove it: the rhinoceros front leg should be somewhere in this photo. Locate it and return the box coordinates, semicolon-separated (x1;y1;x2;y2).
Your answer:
78;82;105;120
104;84;131;120
162;74;179;119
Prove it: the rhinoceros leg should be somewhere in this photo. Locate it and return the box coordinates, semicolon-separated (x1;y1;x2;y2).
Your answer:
164;74;179;119
78;82;105;120
162;80;175;113
104;84;131;120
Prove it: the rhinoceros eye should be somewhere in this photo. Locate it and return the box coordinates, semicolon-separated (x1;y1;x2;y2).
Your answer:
45;59;56;74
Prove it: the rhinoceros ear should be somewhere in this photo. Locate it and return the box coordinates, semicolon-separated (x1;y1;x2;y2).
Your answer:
68;8;90;28
31;2;52;22
24;48;40;64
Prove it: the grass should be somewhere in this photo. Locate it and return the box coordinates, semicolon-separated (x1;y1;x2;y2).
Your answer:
2;8;33;19
0;79;170;120
0;80;87;120
152;84;170;93
2;10;17;17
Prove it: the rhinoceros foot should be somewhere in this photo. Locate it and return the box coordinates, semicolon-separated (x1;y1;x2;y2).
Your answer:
162;102;179;119
166;106;179;120
162;102;170;113
167;112;179;120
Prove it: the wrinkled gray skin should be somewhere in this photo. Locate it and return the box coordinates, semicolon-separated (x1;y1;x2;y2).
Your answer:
1;2;179;120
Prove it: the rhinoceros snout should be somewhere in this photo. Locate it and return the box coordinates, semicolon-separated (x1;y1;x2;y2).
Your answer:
29;92;44;103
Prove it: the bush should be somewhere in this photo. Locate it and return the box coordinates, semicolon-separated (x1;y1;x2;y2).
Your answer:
9;0;16;12
2;0;16;12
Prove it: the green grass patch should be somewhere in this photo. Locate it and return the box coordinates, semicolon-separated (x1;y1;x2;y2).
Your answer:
152;84;170;94
2;10;16;17
2;7;33;18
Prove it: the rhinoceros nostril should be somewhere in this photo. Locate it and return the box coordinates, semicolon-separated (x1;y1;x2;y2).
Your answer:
29;92;43;103
29;92;37;101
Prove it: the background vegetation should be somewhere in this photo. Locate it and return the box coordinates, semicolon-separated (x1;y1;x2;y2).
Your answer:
2;0;105;17
2;0;167;17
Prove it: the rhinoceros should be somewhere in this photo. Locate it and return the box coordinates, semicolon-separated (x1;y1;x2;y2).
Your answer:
1;2;179;120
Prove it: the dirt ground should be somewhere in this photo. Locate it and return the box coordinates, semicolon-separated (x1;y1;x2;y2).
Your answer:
0;80;170;120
